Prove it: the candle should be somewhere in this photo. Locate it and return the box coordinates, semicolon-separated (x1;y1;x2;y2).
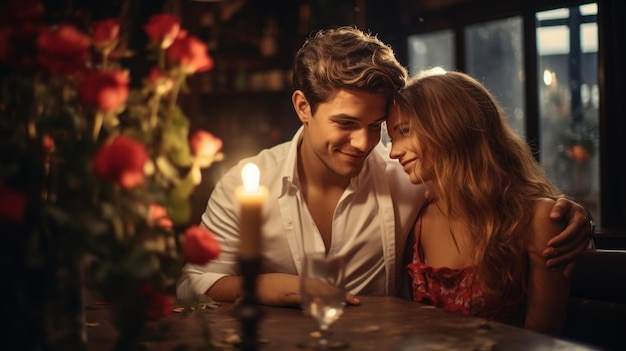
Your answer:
235;162;268;260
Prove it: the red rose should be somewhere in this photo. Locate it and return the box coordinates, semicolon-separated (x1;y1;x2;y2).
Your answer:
80;69;129;112
0;183;26;224
0;0;44;25
166;33;213;74
143;13;181;49
189;130;222;158
148;203;173;229
140;283;173;320
148;292;172;320
37;24;90;75
93;135;149;189
91;18;120;49
42;134;55;153
183;225;220;265
148;66;173;94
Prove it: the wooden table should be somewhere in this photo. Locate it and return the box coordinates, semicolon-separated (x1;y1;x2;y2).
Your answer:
86;296;602;351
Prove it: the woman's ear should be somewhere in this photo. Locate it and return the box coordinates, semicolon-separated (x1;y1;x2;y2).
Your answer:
292;90;312;125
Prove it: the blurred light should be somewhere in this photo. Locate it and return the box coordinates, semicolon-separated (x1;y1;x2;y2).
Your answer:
580;3;598;16
536;8;570;21
537;25;570;55
581;23;598;53
543;69;553;86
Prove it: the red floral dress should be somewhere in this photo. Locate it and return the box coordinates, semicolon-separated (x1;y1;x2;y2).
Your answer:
408;213;526;326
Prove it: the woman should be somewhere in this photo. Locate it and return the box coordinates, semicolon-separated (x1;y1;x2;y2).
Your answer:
387;70;572;335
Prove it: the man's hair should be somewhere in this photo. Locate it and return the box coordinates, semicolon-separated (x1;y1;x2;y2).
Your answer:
292;26;407;114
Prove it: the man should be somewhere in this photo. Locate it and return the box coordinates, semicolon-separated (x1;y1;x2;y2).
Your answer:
177;27;592;307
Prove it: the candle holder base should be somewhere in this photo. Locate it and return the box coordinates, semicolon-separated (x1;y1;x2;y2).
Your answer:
236;257;264;351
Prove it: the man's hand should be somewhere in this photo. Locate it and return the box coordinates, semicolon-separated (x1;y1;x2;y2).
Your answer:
345;293;361;306
543;197;594;278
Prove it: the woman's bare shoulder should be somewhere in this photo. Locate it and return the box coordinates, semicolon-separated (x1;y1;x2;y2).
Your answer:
528;198;566;251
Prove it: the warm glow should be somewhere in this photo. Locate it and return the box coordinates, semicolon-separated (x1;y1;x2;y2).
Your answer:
241;163;260;192
543;69;553;86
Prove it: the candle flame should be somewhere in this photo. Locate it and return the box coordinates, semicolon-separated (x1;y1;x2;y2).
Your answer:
241;163;260;192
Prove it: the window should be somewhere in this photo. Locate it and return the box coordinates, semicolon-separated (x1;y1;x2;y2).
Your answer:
465;17;525;136
405;2;601;225
536;4;599;223
407;30;455;75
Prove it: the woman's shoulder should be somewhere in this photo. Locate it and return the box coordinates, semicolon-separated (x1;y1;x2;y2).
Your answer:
528;198;566;250
532;198;557;222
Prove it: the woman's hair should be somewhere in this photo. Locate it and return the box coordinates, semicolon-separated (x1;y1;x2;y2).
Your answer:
292;26;407;114
395;70;562;297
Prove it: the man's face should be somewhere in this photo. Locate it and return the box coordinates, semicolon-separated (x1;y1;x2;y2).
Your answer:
297;89;387;179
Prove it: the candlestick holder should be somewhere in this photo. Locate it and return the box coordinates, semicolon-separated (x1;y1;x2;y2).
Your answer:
236;257;264;351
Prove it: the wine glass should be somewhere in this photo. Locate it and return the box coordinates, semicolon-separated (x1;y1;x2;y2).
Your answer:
298;252;350;350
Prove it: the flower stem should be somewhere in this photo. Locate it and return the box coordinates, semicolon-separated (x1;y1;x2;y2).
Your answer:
149;93;161;129
113;184;124;242
93;111;104;141
158;48;165;69
102;50;110;71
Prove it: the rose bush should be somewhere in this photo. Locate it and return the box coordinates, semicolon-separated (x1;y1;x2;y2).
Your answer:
0;1;224;349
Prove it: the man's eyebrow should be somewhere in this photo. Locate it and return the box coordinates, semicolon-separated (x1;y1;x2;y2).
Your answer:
374;116;387;123
331;114;387;123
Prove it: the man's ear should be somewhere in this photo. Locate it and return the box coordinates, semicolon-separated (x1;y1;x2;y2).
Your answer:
292;90;312;125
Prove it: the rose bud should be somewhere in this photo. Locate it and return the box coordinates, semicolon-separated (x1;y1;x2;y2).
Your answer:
148;203;173;229
148;66;174;95
189;129;222;168
80;69;130;112
183;225;220;265
143;13;181;49
37;24;91;75
91;18;120;49
140;283;173;320
93;135;149;189
166;33;213;74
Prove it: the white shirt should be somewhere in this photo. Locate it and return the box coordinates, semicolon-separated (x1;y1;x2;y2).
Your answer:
176;127;426;299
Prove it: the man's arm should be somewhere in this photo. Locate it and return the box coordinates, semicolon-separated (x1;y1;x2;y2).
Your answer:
209;273;301;307
208;271;362;307
543;197;595;278
177;166;243;300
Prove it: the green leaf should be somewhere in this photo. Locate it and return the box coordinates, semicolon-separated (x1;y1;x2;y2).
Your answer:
170;167;197;199
155;156;182;184
122;249;161;281
162;106;193;167
167;195;191;226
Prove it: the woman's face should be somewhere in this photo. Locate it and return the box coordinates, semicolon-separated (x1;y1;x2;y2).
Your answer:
387;106;430;184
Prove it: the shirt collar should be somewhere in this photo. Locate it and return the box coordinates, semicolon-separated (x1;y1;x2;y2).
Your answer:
278;126;303;197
